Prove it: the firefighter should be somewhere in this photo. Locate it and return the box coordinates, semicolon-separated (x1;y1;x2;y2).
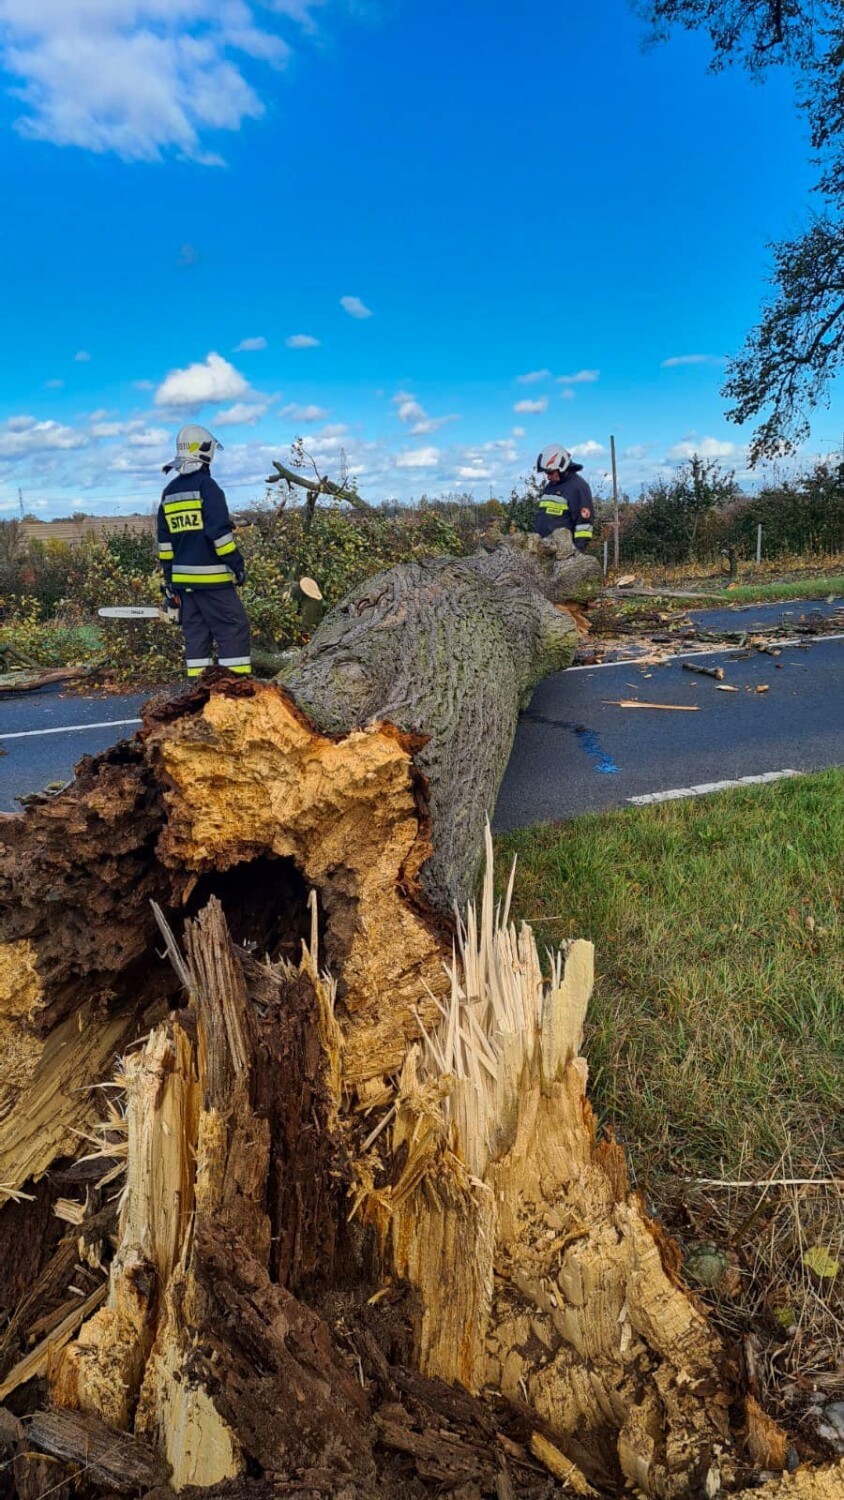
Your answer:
157;425;251;678
533;444;594;550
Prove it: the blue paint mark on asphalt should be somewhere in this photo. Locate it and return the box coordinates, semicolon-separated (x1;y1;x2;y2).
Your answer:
523;711;620;774
575;727;620;775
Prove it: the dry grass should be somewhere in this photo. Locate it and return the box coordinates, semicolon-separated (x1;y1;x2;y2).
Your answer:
684;1143;844;1415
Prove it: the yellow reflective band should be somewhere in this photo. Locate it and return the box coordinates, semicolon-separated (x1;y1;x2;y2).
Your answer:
574;526;593;536
167;514;203;534
163;501;203;514
539;499;568;516
158;547;175;559
228;665;252;674
215;540;236;555
186;667;204;678
172;572;233;585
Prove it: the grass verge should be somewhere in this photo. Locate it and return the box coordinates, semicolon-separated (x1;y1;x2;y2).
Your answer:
496;771;843;1406
700;576;844;605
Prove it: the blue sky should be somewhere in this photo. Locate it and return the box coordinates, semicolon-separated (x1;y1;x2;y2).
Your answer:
0;0;838;515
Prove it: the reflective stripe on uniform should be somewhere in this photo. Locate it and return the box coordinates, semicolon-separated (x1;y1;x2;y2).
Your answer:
539;499;569;516
224;664;252;674
163;492;202;506
213;531;234;550
163;502;203;516
158;544;175;558
172;566;234;585
218;656;251;668
186;657;213;678
574;526;593;538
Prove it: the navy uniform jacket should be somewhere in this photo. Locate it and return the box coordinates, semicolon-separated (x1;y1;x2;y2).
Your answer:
157;468;244;589
532;465;594;550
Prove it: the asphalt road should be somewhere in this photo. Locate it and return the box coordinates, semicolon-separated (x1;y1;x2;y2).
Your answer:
0;688;149;812
494;633;844;829
1;603;843;823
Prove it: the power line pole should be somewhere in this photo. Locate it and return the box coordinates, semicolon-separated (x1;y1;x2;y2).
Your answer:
610;435;619;572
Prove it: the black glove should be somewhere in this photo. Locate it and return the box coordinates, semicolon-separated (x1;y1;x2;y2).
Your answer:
232;560;246;587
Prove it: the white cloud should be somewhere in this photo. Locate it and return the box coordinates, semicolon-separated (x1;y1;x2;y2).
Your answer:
134;379;155;391
661;354;722;368
154;351;250;410
234;336;267;352
91;421;125;438
412;416;459;435
557;370;600;384
394;393;426;425
215;401;270;425
458;465;493;480
126;425;171;448
0;1;348;164
280;403;329;422
395;446;440;469
623;444;650;460
0;416;88;459
392;390;458;436
666;437;740;461
514;398;547;415
340;295;373;319
516;369;551;384
178;243;200;268
512;426;526;437
286;333;320;348
561;389;576;400
74;350;91;363
45;378;64;389
570;440;606;459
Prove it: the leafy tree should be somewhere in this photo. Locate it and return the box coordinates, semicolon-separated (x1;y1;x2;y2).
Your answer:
626;456;740;562
637;1;844;460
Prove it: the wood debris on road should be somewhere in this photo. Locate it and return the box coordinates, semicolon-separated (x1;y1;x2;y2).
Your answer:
602;700;700;711
682;662;725;680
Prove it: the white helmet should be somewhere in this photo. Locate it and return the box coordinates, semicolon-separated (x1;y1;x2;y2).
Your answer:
163;424;224;474
536;443;571;475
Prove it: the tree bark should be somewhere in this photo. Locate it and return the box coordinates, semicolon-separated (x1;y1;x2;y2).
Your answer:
2;532;837;1499
283;529;599;911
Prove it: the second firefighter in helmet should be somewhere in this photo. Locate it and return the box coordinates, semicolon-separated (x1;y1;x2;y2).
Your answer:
533;444;594;551
157;425;252;678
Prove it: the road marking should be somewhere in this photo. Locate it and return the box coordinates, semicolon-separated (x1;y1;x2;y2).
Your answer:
0;718;143;742
627;769;801;806
566;632;844;672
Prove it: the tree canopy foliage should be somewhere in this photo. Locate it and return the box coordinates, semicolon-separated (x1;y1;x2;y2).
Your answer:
637;1;844;460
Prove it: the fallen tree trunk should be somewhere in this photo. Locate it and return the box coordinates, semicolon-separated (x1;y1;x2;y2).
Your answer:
1;530;839;1498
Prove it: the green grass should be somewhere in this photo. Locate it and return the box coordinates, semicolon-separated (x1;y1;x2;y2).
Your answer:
496;770;844;1195
714;575;844;605
636;575;844;606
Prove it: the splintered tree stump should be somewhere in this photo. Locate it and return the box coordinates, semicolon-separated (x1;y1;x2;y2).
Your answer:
1;531;840;1499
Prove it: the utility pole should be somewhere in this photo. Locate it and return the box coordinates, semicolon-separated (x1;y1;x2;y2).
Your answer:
610;435;619;572
18;488;24;520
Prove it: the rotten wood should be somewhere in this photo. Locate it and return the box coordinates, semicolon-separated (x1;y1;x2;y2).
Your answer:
25;1408;170;1491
